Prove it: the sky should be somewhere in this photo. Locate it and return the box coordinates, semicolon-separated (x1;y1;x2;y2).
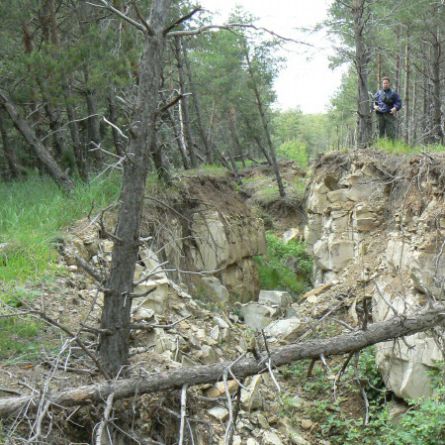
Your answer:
198;0;348;114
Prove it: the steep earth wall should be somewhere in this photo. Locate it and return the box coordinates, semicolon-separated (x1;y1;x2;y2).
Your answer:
305;150;445;400
68;175;266;316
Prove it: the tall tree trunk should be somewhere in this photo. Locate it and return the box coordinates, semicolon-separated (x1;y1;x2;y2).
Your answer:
431;26;443;144
376;52;382;88
173;36;197;167
107;92;125;158
84;84;102;163
423;43;431;142
160;92;190;169
243;44;285;197
403;30;411;144
63;81;88;181
0;109;22;179
182;39;213;164
410;72;417;145
228;107;245;167
99;0;171;377
0;91;74;192
352;0;372;148
395;25;401;92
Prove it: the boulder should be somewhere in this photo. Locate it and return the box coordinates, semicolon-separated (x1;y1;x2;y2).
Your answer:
263;431;284;445
264;318;302;341
258;290;292;308
241;303;279;330
199;276;230;305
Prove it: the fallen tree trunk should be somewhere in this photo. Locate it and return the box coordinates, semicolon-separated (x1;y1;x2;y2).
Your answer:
0;89;74;192
1;305;444;417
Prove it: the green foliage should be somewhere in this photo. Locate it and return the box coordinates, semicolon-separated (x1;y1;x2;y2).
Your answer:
254;232;312;296
0;174;120;283
288;348;445;445
277;140;309;167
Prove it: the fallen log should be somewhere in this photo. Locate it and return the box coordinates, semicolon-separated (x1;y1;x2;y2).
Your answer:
1;305;444;417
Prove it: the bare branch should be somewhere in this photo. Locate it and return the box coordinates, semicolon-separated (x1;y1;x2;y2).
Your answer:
168;23;312;46
163;7;203;35
87;0;151;34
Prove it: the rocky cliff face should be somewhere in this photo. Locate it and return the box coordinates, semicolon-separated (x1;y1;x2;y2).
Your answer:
68;175;266;316
305;150;445;400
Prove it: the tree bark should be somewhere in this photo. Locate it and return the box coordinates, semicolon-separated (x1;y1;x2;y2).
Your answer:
0;109;22;179
107;92;125;158
182;38;214;164
403;30;411;144
243;44;285;197
0;90;74;192
63;81;88;181
430;25;443;144
173;36;198;167
352;0;372;148
2;305;445;417
99;0;172;377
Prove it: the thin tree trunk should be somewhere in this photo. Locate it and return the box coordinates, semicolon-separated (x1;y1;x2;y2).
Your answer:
173;36;197;167
0;109;22;179
182;38;213;164
411;72;418;145
99;0;172;377
395;25;401;92
107;92;125;158
403;30;411;144
431;26;443;144
160;93;190;169
243;44;285;197
3;305;445;416
0;90;74;192
228;107;246;167
376;52;382;89
243;116;272;165
352;0;371;148
63;81;88;181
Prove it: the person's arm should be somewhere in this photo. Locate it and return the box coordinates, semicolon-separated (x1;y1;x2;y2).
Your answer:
373;91;380;112
390;92;402;114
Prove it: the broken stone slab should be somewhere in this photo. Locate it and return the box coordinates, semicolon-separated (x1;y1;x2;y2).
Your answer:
264;318;301;342
258;290;293;308
207;406;229;422
241;375;264;411
263;431;284;445
206;380;239;398
240;303;279;330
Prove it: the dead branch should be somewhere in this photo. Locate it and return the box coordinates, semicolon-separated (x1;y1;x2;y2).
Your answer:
163;7;203;34
87;0;151;34
1;305;444;417
168;23;312;46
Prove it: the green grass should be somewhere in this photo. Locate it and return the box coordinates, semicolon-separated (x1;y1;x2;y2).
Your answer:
254;231;312;297
0;316;44;362
373;138;445;155
0;174;121;283
182;163;229;177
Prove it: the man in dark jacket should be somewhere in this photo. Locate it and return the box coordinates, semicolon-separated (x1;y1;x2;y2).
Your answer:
373;77;402;140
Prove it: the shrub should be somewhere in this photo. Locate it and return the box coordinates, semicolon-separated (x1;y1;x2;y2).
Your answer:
255;231;312;296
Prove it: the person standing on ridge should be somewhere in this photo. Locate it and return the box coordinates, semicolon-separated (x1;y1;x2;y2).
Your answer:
373;76;402;140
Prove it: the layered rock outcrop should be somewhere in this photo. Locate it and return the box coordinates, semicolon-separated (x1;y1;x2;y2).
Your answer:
305;150;445;400
68;175;266;315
